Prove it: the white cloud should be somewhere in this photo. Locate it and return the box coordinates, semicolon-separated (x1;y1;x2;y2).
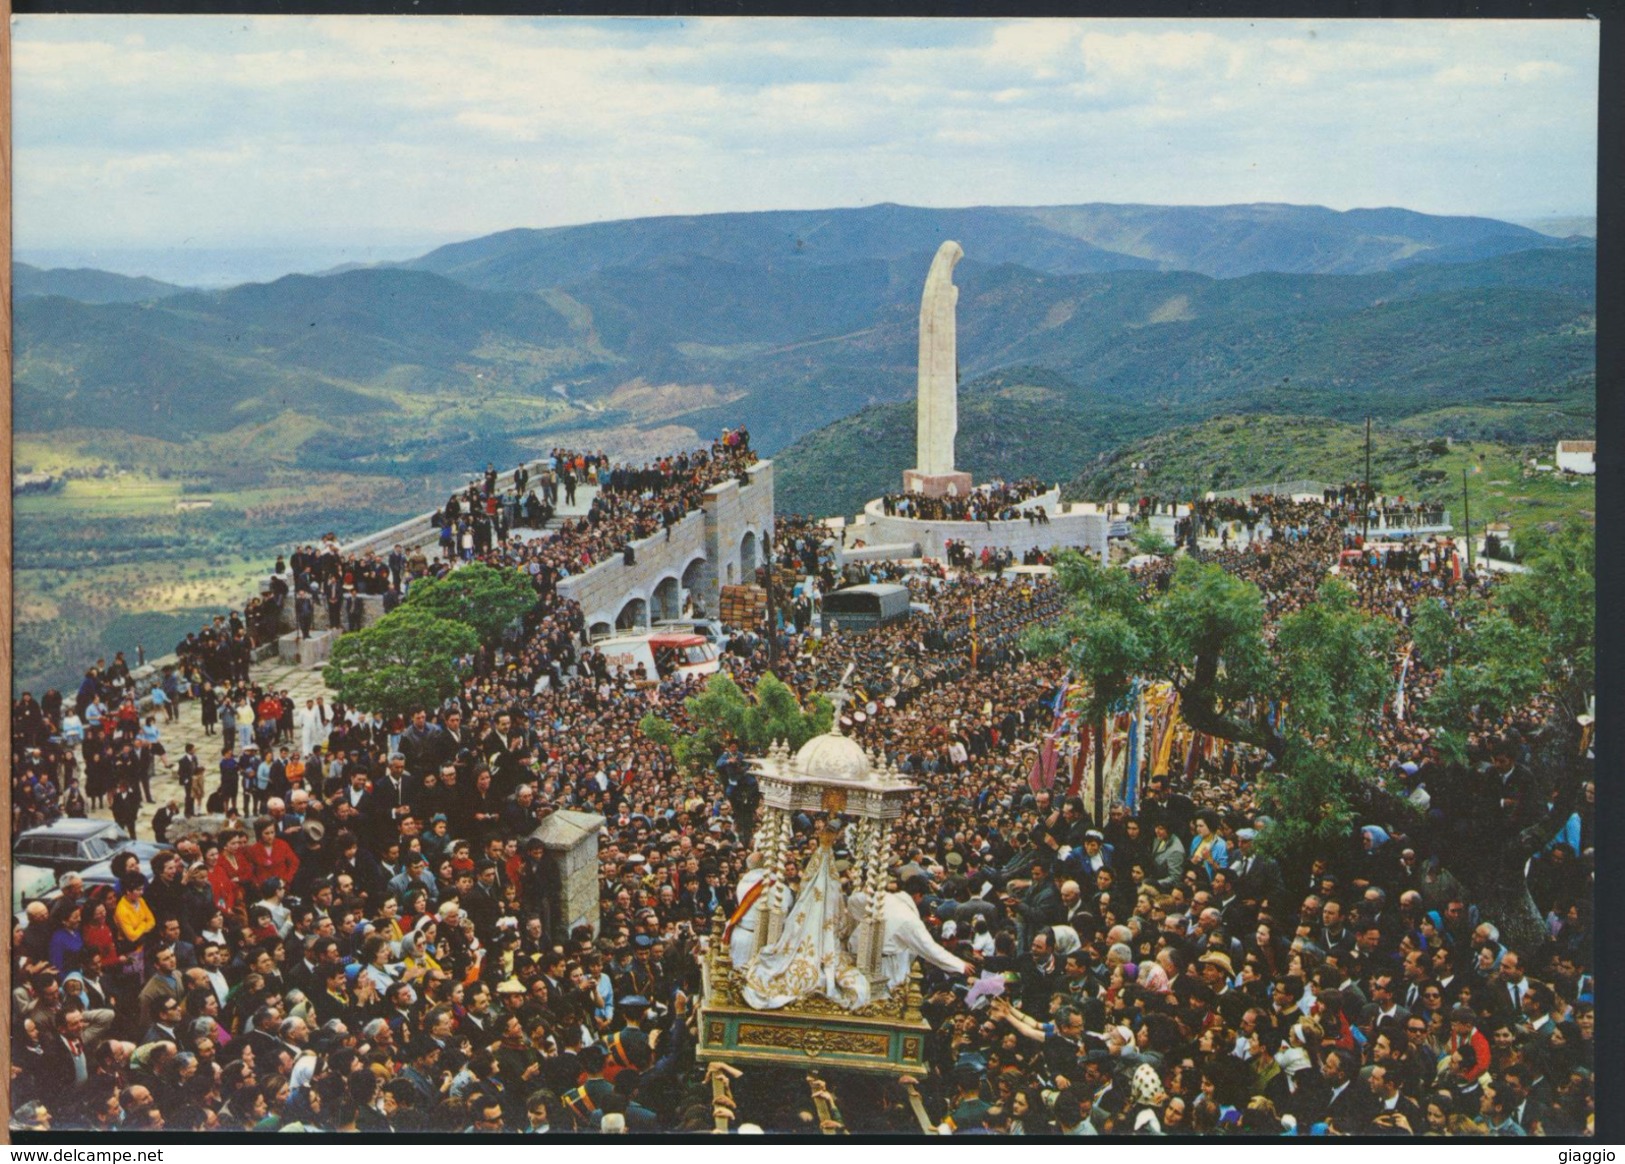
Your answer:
11;15;1598;259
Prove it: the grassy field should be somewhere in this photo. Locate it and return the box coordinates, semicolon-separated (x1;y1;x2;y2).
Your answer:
10;446;454;694
1421;441;1595;547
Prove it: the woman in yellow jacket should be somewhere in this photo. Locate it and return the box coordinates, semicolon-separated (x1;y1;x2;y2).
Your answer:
112;873;156;977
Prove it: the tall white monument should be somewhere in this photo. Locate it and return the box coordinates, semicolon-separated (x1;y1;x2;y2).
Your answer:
903;241;973;499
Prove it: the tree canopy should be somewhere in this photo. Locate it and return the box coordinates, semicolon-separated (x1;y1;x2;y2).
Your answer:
1028;550;1397;870
404;561;537;645
1412;519;1592;759
640;672;834;774
323;606;479;722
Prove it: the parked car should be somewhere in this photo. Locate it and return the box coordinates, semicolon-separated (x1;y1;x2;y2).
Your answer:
13;865;57;911
75;842;168;895
11;819;132;874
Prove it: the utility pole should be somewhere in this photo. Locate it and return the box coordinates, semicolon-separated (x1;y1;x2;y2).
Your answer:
1462;466;1473;571
1363;415;1372;543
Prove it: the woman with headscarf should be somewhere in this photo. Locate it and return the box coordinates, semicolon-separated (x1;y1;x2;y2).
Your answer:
1128;1062;1168;1133
400;920;443;978
1353;823;1401;892
1137;959;1172;995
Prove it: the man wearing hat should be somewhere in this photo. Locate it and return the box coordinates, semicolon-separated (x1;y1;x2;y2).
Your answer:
942;1059;992;1133
603;997;652;1083
560;1044;616;1130
624;935;661;1000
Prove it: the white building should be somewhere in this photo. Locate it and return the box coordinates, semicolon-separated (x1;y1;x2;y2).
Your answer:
1556;440;1595;475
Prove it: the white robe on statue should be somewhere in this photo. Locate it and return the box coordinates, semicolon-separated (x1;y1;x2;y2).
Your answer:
728;867;775;970
740;842;870;1011
848;890;970;992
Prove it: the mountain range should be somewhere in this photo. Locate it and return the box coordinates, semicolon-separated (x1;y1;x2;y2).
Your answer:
15;201;1595;507
15;262;190;304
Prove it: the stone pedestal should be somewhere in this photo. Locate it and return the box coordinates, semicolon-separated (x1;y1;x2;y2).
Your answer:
902;469;973;499
298;632;335;668
357;594;386;630
530;810;605;938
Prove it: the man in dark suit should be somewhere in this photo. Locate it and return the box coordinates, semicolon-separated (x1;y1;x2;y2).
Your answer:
1322;1048;1375;1133
39;1007;92;1094
1365;1063;1424;1134
398;707;446;781
439;709;470;761
1012;859;1063;948
366;753;413;846
1228;828;1285;908
1485;735;1541;828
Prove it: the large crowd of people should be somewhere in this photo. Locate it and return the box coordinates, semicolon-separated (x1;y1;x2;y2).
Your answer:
881;478;1051;523
9;459;1593;1136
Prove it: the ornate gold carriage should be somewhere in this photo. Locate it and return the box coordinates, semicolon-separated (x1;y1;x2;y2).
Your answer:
697;726;933;1079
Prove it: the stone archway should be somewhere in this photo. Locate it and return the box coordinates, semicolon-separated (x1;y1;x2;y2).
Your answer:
616;596;648;632
740;530;758;578
652;575;682;622
589;620;613;640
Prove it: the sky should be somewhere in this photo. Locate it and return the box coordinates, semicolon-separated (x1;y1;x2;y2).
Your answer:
12;16;1600;284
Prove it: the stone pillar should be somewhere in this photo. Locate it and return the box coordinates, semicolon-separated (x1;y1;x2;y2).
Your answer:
905;241;973;499
529;809;606;938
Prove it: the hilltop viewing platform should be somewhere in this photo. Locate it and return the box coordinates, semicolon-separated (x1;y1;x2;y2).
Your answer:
851;487;1111;563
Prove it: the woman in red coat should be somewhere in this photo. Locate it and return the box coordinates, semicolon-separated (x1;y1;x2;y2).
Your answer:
207;832;250;924
245;818;300;889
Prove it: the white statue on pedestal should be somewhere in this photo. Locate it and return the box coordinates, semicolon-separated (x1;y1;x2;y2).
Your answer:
916;241;963;477
725;852;778;970
903;241;973;498
739;823;871;1011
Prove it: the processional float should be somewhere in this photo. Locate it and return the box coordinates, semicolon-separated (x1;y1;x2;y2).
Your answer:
697;714;933;1082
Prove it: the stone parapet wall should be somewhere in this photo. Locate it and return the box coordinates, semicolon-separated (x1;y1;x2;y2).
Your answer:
559;510;710;634
119;453;755;701
849;505;1109;565
552;459;774;634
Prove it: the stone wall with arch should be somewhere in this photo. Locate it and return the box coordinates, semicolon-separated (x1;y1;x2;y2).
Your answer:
561;459;775;631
